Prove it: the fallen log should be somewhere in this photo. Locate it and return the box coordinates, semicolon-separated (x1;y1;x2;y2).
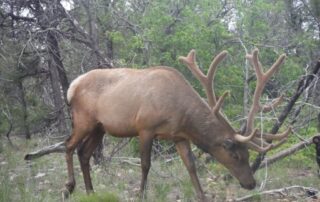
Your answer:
24;141;66;160
258;137;313;169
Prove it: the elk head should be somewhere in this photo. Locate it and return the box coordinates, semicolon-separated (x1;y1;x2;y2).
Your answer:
179;49;291;189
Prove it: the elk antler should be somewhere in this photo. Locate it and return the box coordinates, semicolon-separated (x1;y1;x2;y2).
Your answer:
179;49;290;153
245;49;286;135
178;49;228;108
242;49;290;152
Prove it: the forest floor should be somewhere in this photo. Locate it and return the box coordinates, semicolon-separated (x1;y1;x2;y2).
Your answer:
0;135;319;202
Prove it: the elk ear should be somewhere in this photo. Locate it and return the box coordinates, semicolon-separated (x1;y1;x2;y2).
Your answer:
223;139;235;150
313;136;320;144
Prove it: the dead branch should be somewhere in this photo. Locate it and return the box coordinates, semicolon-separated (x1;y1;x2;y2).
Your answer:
258;137;313;169
24;138;132;162
232;185;319;201
56;1;113;68
24;141;66;160
112;157;141;166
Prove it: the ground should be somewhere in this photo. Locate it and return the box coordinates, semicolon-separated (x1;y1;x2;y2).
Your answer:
0;135;319;202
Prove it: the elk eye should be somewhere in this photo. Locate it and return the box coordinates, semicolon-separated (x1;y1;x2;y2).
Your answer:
231;152;240;160
223;139;235;150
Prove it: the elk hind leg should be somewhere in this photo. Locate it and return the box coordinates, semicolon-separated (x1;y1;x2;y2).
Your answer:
77;125;104;193
63;118;95;196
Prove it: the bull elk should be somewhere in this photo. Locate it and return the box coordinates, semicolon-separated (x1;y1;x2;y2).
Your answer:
64;48;291;201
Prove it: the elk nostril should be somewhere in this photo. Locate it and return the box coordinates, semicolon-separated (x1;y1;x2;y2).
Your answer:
248;182;256;190
240;182;256;190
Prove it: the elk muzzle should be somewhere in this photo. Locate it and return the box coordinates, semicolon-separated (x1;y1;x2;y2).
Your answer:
232;166;256;190
240;179;256;190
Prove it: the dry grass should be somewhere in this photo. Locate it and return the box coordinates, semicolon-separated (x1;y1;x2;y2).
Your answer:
0;135;319;202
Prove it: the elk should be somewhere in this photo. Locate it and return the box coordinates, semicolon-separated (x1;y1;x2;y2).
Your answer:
64;48;291;201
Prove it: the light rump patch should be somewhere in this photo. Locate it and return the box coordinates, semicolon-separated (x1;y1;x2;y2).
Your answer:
67;74;86;104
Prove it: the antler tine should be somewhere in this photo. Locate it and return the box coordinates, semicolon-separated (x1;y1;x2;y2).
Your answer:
261;127;291;141
268;138;288;150
249;137;288;153
246;49;263;79
206;51;228;106
234;129;258;143
179;49;228;107
247;141;272;153
178;50;207;85
261;95;284;113
213;91;229;114
265;53;286;79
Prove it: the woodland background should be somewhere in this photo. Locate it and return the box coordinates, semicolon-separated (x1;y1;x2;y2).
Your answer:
1;0;320;201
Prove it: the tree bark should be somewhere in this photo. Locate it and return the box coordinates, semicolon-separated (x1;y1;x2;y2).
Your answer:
47;31;69;102
17;80;31;139
47;35;68;135
258;137;313;169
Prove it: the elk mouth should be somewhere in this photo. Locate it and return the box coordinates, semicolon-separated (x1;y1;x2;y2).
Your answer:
240;181;256;190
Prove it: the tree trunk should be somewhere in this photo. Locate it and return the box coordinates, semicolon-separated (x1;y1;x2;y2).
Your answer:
47;31;69;102
17;80;31;139
47;32;68;136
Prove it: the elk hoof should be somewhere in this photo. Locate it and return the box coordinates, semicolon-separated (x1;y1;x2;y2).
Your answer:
64;181;75;194
61;188;71;199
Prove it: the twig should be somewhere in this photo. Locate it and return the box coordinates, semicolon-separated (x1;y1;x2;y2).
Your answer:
112;157;141;166
232;185;319;201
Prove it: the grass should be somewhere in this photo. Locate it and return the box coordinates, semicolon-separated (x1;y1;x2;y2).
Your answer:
0;135;319;202
70;192;119;202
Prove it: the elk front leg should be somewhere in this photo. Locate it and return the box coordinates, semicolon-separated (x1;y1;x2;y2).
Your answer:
175;140;206;201
77;126;104;193
139;130;154;198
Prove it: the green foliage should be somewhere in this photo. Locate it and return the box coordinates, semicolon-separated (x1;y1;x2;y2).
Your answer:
108;31;125;44
128;138;140;156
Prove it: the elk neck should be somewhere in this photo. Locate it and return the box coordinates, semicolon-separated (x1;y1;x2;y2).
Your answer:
183;100;232;153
